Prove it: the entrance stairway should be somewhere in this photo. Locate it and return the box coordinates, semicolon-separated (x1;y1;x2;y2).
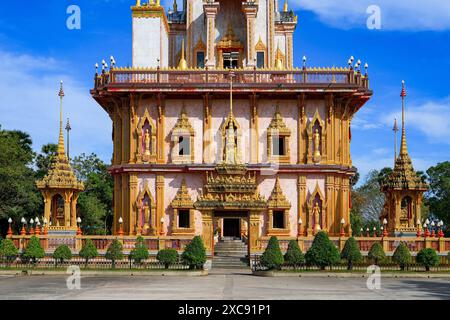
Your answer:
212;238;249;269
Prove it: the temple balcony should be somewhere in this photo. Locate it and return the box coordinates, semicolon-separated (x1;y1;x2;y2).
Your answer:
92;67;371;93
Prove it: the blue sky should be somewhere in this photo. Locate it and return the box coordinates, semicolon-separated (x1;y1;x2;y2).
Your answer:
0;0;449;182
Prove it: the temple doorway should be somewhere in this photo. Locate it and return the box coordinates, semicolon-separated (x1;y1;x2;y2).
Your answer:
223;218;241;238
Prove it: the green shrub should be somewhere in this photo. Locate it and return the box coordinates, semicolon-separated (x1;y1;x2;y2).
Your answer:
417;248;439;272
341;237;363;270
157;249;179;269
260;236;284;270
182;236;206;270
52;245;72;268
130;236;149;265
368;242;386;265
105;239;124;269
0;238;19;266
284;240;304;268
392;242;412;271
24;236;45;265
79;239;98;268
305;231;340;270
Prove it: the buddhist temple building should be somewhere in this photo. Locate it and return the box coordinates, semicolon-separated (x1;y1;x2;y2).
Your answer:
36;82;84;235
91;0;372;256
381;81;428;237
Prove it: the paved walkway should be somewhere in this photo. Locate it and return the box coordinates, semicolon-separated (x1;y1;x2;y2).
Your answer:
0;271;449;300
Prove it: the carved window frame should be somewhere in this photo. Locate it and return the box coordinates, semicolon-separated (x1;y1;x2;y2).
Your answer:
171;107;195;164
170;179;195;235
267;177;291;236
267;106;291;164
193;38;206;68
307;109;326;164
136;184;156;236
136;108;157;164
255;36;268;69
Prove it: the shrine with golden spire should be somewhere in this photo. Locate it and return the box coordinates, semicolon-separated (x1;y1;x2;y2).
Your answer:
381;81;428;236
36;82;84;235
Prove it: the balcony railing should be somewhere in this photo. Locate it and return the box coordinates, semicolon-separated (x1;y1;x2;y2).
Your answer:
93;67;370;90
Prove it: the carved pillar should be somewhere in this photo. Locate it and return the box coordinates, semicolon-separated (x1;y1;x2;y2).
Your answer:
113;105;123;165
113;175;121;235
64;193;71;228
129;94;139;164
297;94;306;164
121;173;129;234
342;177;351;235
203;2;220;68
326;94;334;165
121;98;130;165
156;94;165;164
201;210;214;254
242;2;258;68
325;175;334;233
43;192;51;225
249;211;261;256
203;94;213;163
71;194;79;228
267;0;275;68
156;174;165;235
249;94;259;163
297;175;306;235
129;173;138;235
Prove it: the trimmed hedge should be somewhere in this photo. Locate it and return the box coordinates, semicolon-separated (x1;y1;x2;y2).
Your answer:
340;237;363;270
157;249;179;269
284;240;304;268
305;231;340;270
24;236;45;265
368;242;386;265
130;236;149;265
182;236;206;270
0;238;19;266
261;236;284;270
105;239;124;269
393;242;412;271
79;238;99;268
417;248;439;271
53;245;72;267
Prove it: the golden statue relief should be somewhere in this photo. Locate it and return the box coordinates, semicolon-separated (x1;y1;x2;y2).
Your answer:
313;129;321;161
225;124;237;164
313;203;321;231
144;129;151;156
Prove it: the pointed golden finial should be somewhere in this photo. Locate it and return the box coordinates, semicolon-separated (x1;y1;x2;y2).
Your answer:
393;118;399;163
178;39;188;70
274;41;284;70
57;81;66;159
399;80;409;157
173;0;178;12
283;0;289;12
136;0;141;7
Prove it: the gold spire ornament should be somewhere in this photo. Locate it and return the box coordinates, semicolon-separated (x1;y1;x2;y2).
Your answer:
283;0;289;12
178;39;188;70
57;81;66;159
274;41;284;70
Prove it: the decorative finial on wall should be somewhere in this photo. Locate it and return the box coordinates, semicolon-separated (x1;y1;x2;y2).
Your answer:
399;80;409;157
283;0;289;12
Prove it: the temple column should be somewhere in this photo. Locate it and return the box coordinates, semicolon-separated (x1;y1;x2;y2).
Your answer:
325;176;334;233
113;175;122;235
326;94;334;165
156;174;165;235
297;94;306;164
129;173;138;235
297;175;307;235
71;194;79;228
129;94;139;164
249;94;259;163
121;173;130;234
242;2;258;68
249;211;261;256
201;210;214;254
113;105;123;165
64;192;72;228
203;94;212;163
43;192;51;224
121;99;130;165
203;2;220;68
342;177;351;235
156;94;165;164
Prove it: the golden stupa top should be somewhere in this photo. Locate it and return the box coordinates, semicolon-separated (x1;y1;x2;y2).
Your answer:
36;82;84;192
382;81;427;192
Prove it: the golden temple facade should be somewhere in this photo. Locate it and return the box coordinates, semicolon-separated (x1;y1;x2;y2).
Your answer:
91;0;372;256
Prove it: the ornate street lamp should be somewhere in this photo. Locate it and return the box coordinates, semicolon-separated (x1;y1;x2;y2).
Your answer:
416;219;421;238
430;221;436;238
35;217;41;235
160;217;165;236
373;226;377;237
366;227;370;237
438;221;445;238
340;218;345;237
76;217;82;236
423;222;429;238
360;227;363;237
43;218;48;235
382;218;388;237
118;217;124;237
7;218;13;236
29;218;35;235
20;217;26;236
298;218;304;237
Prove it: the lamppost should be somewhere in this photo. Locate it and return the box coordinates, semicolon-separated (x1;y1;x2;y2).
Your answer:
118;217;124;236
7;218;13;236
43;218;48;235
430;221;436;238
76;217;82;236
20;218;26;236
298;218;304;237
35;217;41;235
340;218;345;237
29;218;35;235
373;226;377;237
160;217;165;236
438;221;445;238
382;218;388;237
423;222;429;238
380;226;384;237
416;219;422;238
366;227;370;237
302;55;307;69
360;227;363;237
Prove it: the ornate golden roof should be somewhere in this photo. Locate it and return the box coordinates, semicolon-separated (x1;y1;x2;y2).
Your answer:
267;177;291;209
36;82;84;192
171;179;194;209
267;105;290;135
173;106;194;135
217;23;244;49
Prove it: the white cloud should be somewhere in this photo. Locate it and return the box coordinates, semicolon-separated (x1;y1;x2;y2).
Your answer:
0;49;112;162
381;97;450;144
291;0;450;31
